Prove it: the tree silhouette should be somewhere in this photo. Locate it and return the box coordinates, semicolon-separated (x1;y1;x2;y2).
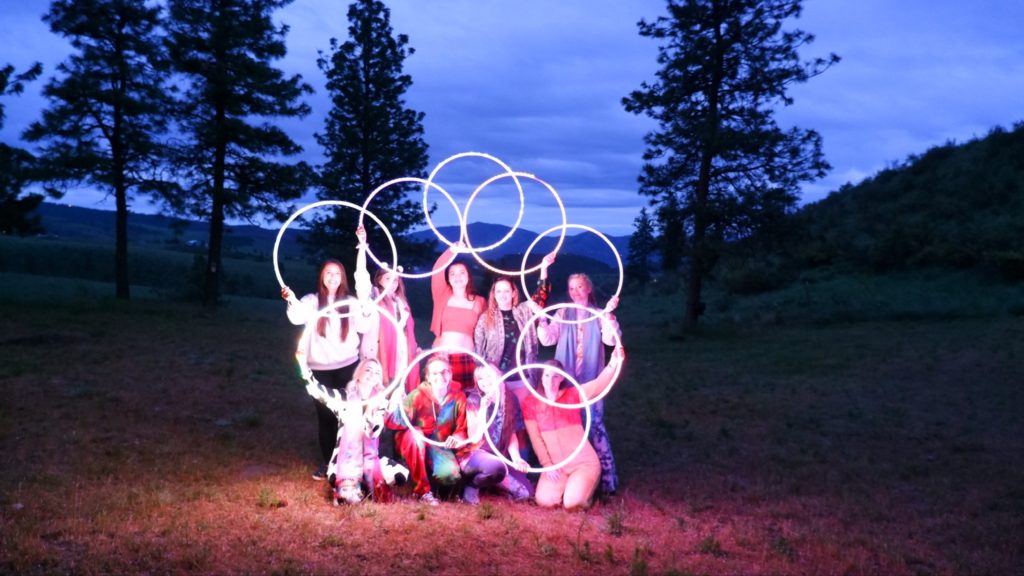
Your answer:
166;0;314;305
626;207;657;287
308;0;430;270
623;0;838;330
22;0;172;299
0;62;47;236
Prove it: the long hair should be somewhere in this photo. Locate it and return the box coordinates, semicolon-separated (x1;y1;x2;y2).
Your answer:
482;276;520;331
373;267;407;307
316;259;350;340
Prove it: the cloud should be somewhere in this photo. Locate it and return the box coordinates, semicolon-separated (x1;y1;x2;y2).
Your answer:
3;0;1023;238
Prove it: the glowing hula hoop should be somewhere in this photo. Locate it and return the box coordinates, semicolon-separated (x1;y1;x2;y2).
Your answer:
462;171;567;277
514;301;624;408
359;176;463;280
389;345;496;450
519;223;624;323
423;152;525;250
484;361;593;474
296;298;407;411
273;200;397;315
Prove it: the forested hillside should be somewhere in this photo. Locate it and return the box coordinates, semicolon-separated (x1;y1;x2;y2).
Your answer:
792;122;1024;277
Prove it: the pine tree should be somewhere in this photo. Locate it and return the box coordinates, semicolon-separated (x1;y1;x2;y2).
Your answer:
309;0;430;269
166;0;314;305
623;0;838;330
0;62;47;236
626;207;658;287
22;0;172;299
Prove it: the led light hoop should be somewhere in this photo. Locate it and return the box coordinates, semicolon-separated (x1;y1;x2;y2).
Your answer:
273;200;397;315
423;152;523;248
486;361;593;474
360;176;463;280
459;170;528;253
514;301;623;408
296;298;407;410
520;223;624;322
389;345;494;450
462;171;568;276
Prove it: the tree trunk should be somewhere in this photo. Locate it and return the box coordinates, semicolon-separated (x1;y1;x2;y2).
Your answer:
203;194;224;307
113;110;129;300
115;187;130;300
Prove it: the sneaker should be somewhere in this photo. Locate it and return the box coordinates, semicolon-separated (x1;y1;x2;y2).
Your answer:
509;482;530;502
418;491;440;506
338;482;362;505
462;485;480;506
312;466;328;481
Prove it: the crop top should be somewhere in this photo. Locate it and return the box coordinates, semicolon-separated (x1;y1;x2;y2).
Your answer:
439;302;483;335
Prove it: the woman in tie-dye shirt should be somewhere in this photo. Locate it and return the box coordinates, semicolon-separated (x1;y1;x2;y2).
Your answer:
387;353;467;505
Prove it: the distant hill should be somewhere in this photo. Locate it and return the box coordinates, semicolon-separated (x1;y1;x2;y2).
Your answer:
33;203;631;268
409;222;630;268
789;122;1024;277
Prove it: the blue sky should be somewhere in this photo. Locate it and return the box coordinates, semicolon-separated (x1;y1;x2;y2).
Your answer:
2;0;1023;237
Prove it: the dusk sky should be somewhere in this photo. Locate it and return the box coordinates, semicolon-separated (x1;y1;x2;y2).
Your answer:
2;0;1023;237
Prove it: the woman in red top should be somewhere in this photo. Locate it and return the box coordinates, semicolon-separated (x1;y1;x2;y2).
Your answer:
430;243;485;391
522;346;624;510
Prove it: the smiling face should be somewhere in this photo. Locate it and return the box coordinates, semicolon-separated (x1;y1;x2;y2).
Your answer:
541;367;565;394
568;275;592;306
425;358;452;399
492;279;516;310
475;365;499;399
357;360;383;390
320;262;343;295
447;263;469;292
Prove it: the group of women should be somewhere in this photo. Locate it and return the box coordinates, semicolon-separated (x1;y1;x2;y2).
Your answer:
281;229;624;511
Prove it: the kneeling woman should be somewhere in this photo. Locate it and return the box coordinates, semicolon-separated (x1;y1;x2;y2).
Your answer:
522;347;624;510
305;358;407;504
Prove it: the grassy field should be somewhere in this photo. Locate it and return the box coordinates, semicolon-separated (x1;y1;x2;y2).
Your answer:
1;270;1022;575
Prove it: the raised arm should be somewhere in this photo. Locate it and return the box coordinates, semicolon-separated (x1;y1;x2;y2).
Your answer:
600;295;622;346
578;346;625;401
429;245;457;337
352;226;378;339
530;253;555;307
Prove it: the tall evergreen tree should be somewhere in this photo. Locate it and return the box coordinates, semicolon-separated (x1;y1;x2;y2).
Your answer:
626;207;657;287
623;0;838;330
22;0;172;299
166;0;314;305
0;62;48;236
309;0;429;267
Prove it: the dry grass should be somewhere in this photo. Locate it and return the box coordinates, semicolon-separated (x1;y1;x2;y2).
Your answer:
1;295;1022;575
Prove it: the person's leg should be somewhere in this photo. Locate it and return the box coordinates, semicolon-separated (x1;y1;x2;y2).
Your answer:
586;399;618;495
462;449;508;488
311;365;356;466
562;462;601;511
533;470;568;508
427;445;462;496
505;379;535;464
394;429;431;495
496;467;532;501
335;420;363;484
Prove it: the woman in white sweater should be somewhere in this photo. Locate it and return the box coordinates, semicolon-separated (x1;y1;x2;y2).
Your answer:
282;234;375;480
